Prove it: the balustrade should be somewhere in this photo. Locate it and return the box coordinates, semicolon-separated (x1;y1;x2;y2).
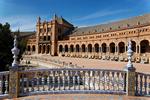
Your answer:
135;72;150;96
18;68;126;96
0;67;149;98
0;71;9;98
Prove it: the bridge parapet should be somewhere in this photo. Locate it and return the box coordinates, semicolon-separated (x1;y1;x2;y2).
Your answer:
18;68;126;96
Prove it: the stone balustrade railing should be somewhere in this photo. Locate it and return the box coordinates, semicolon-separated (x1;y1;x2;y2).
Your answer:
0;71;9;98
18;68;126;96
0;68;149;98
135;72;150;96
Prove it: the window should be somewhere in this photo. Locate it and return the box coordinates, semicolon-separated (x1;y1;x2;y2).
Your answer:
48;28;51;32
44;36;46;41
58;28;61;33
39;29;43;33
48;36;50;40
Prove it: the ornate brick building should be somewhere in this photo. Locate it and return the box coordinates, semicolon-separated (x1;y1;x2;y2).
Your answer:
26;14;150;63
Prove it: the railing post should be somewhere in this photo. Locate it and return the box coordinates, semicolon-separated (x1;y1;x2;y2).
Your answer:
9;35;20;98
125;39;136;96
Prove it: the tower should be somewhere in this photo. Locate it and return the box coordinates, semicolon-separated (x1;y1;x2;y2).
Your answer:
51;14;59;56
36;16;41;54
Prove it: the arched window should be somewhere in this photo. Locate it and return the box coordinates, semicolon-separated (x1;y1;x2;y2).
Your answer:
32;45;35;52
94;43;99;53
70;45;74;52
65;45;68;52
39;45;42;53
118;42;125;53
140;40;149;53
88;44;92;52
42;45;46;53
27;45;31;51
76;44;80;52
59;45;63;52
109;42;115;53
81;44;86;52
46;45;50;53
102;43;107;53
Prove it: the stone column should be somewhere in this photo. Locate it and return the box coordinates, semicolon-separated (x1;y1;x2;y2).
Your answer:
126;68;136;96
99;47;101;53
9;35;20;98
139;45;141;54
9;67;19;98
125;40;136;96
115;46;118;55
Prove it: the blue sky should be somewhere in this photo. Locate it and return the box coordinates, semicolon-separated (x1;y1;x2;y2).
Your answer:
0;0;150;31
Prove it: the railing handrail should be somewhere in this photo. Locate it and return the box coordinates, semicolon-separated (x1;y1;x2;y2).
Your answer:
19;68;126;73
0;71;9;75
136;72;150;76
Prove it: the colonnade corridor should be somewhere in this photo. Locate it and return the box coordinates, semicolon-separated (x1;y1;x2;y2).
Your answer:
58;40;150;63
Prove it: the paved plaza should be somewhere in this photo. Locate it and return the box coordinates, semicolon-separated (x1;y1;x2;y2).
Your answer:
5;94;150;100
31;55;150;74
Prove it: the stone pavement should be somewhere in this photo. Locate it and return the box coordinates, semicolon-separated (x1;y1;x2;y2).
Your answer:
10;55;150;100
5;94;150;100
30;55;150;74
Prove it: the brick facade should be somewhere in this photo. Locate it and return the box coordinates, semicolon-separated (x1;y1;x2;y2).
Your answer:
26;14;150;63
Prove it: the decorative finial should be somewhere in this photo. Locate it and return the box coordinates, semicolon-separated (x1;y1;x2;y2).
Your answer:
126;39;135;71
37;16;41;23
53;13;57;20
11;35;20;68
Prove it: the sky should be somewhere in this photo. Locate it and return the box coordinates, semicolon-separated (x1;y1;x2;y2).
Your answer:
0;0;150;31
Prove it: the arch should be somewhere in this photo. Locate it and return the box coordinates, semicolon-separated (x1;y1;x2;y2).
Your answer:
118;42;125;53
65;45;68;52
27;45;31;51
39;45;42;53
88;44;92;52
59;45;63;52
76;44;80;52
140;40;149;53
46;45;50;54
102;43;107;53
131;41;136;52
42;45;46;53
81;44;86;52
70;45;74;52
32;45;35;52
94;43;99;53
109;42;115;53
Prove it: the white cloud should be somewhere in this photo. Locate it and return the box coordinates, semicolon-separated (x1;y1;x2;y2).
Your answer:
0;15;37;31
74;9;129;21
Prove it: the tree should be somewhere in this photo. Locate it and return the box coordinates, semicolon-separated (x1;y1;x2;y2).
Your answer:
18;36;27;61
0;23;13;71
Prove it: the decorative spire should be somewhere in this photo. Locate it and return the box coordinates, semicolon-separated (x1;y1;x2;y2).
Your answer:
11;35;20;68
37;16;41;24
126;39;135;71
53;13;57;20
